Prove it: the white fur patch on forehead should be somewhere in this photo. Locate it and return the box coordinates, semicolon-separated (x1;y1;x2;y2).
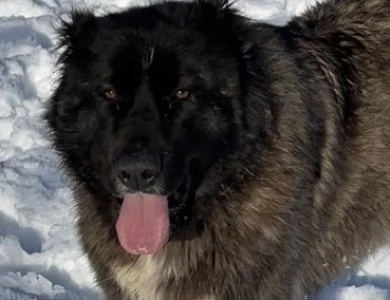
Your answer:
143;44;155;70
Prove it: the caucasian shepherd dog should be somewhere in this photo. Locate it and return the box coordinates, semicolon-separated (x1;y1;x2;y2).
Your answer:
45;0;390;299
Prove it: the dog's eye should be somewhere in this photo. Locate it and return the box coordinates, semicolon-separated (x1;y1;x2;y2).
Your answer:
103;89;118;101
173;89;190;101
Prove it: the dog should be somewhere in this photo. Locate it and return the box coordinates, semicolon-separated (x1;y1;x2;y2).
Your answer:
45;0;390;299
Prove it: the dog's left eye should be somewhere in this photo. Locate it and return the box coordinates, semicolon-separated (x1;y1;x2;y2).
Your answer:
173;89;190;101
102;89;118;101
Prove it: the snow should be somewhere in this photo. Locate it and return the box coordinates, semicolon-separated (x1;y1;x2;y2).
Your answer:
0;0;389;299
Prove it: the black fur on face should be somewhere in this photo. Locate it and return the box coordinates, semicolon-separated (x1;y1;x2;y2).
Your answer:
46;0;271;238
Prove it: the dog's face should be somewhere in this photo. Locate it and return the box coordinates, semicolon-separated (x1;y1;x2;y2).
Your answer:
47;1;254;253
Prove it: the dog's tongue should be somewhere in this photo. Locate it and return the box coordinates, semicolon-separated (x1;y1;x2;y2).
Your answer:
115;193;169;255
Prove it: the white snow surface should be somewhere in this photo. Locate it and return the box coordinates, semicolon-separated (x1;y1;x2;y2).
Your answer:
0;0;389;299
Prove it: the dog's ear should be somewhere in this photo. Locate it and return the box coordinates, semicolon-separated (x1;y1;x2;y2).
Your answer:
197;0;231;10
193;0;255;56
191;0;240;33
57;10;97;64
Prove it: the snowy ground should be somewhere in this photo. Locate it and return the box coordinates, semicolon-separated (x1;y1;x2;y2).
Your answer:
0;0;389;299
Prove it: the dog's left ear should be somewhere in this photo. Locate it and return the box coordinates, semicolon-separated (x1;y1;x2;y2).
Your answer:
193;0;251;39
194;0;255;60
198;0;231;10
193;0;233;29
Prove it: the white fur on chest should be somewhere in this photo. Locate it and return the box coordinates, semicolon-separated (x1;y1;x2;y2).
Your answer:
112;255;166;300
112;255;215;300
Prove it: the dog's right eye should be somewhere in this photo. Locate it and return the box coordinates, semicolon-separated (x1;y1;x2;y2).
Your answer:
173;89;190;101
102;89;118;101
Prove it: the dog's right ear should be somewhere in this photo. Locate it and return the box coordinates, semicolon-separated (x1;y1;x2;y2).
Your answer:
57;10;96;64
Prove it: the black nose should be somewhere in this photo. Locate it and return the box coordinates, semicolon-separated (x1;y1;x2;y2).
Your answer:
116;152;161;191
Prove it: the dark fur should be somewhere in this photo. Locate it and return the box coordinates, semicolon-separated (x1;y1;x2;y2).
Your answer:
45;0;390;299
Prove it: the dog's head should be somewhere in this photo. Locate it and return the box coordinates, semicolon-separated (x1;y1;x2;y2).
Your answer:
46;1;268;254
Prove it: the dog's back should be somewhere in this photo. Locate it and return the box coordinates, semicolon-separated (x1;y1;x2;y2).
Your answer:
284;0;390;296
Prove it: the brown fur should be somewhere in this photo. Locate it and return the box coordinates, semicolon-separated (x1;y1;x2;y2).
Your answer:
59;0;390;299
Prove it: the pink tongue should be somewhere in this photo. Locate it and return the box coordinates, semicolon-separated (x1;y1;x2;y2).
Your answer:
115;193;170;255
